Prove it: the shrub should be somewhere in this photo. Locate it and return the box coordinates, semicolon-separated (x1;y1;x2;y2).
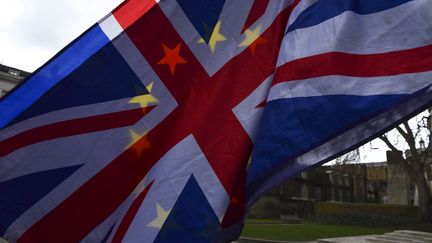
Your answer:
248;196;282;219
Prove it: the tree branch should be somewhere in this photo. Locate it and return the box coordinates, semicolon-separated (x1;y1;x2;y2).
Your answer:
397;123;421;164
404;121;417;143
422;140;431;167
379;135;399;153
379;135;415;175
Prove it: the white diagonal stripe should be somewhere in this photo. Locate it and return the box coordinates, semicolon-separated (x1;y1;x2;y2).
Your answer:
99;14;124;41
268;71;432;102
278;0;432;67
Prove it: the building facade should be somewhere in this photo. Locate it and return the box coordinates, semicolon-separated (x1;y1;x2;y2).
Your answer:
273;163;387;203
249;147;432;219
0;64;30;97
249;162;390;218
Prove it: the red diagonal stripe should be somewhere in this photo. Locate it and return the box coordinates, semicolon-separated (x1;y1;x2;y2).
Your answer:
255;100;266;108
0;106;154;157
18;109;187;243
243;0;270;33
17;5;196;241
112;0;157;30
19;5;292;242
274;44;432;85
112;181;154;243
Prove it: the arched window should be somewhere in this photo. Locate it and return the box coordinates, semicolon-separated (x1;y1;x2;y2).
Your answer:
301;184;309;199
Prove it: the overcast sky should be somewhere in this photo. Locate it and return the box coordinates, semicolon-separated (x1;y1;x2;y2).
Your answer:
0;0;123;72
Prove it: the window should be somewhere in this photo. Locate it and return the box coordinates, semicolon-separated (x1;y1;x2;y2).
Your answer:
367;182;374;191
8;69;20;76
301;172;307;179
383;196;389;204
314;187;321;201
300;184;309;199
337;176;342;185
327;172;334;184
1;90;8;97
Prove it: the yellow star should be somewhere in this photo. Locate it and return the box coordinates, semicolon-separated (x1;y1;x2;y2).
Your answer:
198;21;227;53
125;129;151;156
238;25;266;55
147;203;171;229
129;82;158;108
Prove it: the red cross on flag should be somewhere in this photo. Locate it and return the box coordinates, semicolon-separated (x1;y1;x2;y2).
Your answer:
1;0;432;242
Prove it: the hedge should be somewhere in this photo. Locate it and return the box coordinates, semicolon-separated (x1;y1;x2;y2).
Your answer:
312;202;419;226
314;202;417;216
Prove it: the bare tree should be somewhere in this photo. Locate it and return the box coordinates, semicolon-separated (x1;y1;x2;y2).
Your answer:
334;148;360;165
379;110;432;222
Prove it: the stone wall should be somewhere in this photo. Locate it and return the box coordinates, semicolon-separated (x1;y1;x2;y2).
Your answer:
386;151;414;205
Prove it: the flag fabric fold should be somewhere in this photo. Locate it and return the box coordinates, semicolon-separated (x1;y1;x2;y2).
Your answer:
0;0;431;242
1;0;291;242
247;0;432;206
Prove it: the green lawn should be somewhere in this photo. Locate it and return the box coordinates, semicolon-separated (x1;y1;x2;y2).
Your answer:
241;222;432;241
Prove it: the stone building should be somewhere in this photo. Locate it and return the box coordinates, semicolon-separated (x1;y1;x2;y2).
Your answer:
249;161;392;218
366;162;388;203
386;150;416;205
249;163;381;218
386;148;432;206
0;64;30;97
250;149;429;219
278;163;385;202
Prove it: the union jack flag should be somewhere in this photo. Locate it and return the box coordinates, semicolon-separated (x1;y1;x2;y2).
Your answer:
0;0;431;242
247;0;432;206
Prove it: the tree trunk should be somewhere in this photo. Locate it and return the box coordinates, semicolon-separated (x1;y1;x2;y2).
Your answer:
413;170;432;222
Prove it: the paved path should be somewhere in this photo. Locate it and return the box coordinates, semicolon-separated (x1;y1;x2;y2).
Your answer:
236;230;432;243
235;237;316;243
318;230;432;243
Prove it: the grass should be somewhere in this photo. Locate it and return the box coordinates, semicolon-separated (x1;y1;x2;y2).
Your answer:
241;221;432;241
